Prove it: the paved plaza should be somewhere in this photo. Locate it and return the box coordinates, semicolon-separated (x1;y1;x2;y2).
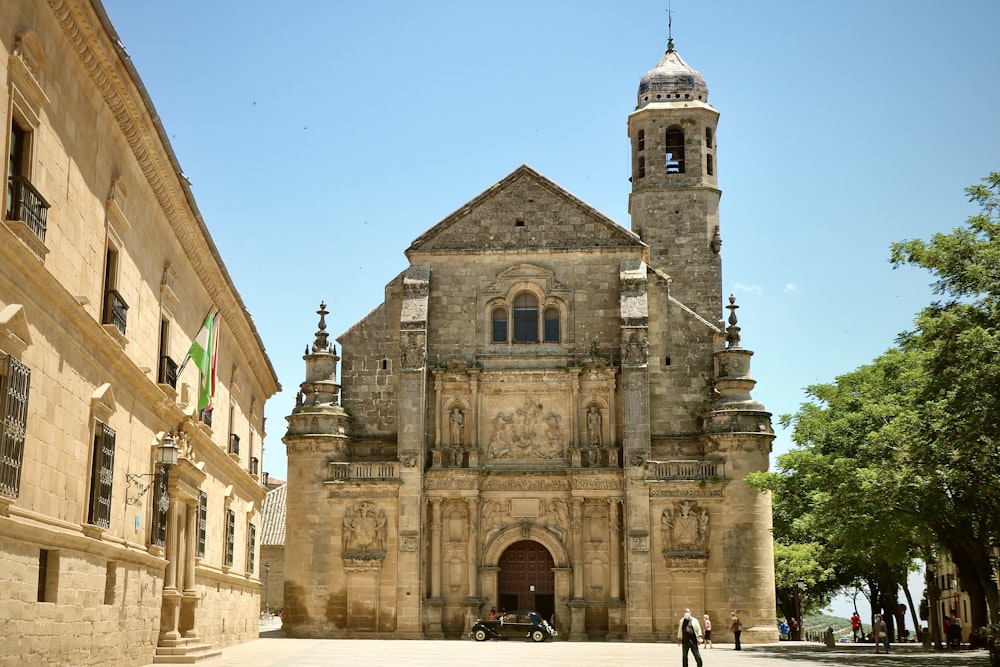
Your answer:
178;623;994;667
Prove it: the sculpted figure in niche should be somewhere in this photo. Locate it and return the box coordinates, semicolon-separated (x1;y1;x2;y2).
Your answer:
449;408;465;446
587;406;603;448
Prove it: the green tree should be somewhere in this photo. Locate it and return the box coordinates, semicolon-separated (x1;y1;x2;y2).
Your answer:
890;171;1000;626
749;348;930;640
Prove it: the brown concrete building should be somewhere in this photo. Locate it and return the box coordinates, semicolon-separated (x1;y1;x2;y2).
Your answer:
283;39;778;641
0;1;280;664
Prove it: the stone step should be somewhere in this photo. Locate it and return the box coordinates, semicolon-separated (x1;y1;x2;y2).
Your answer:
152;642;222;664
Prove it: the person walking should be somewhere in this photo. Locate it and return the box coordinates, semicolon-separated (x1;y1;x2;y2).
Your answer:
851;611;861;642
702;614;713;648
677;609;704;667
730;611;743;650
873;613;889;654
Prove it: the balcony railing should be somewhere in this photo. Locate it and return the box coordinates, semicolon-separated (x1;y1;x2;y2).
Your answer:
158;355;178;388
645;459;723;481
249;456;259;476
228;433;240;456
328;461;399;481
200;408;213;428
7;176;49;243
102;289;128;336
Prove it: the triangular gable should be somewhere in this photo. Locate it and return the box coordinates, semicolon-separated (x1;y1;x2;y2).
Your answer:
407;165;644;255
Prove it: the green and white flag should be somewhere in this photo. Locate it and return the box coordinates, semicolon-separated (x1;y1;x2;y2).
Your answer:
177;309;220;411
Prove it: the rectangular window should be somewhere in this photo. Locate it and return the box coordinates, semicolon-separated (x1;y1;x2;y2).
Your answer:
246;522;256;573
197;491;207;559
0;356;31;498
224;508;235;568
150;468;169;548
104;561;117;605
37;549;59;603
101;246;128;336
157;318;177;388
87;422;116;528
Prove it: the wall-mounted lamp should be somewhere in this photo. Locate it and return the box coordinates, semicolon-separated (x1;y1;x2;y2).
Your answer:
126;434;180;505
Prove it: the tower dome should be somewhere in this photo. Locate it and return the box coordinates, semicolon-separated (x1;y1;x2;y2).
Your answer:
637;40;709;108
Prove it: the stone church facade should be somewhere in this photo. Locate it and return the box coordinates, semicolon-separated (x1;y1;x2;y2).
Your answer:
283;39;778;642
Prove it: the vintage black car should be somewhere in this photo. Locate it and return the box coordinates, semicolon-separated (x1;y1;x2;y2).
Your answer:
470;610;557;642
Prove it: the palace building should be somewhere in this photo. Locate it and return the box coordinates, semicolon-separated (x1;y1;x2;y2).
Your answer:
1;1;279;664
282;37;778;641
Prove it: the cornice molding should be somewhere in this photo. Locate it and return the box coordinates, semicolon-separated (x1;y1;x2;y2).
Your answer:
48;0;278;395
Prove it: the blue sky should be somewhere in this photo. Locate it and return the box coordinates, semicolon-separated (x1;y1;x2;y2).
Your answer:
102;0;998;619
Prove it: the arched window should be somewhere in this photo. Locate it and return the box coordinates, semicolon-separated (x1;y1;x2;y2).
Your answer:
512;293;538;343
543;307;560;343
491;306;508;343
665;127;685;173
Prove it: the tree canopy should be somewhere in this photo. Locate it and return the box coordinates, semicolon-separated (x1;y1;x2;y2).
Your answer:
750;173;1000;632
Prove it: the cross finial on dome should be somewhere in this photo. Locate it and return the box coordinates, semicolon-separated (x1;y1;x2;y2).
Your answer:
666;5;675;52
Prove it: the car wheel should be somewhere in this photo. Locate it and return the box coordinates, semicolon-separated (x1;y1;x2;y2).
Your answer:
531;630;545;642
474;629;487;642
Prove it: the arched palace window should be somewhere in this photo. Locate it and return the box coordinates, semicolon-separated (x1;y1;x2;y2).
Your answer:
491;292;561;344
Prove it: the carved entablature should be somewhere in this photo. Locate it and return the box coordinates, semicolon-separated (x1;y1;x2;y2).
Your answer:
648;487;725;499
661;500;710;555
425;470;479;490
480;477;568;492
704;412;774;436
570;476;623;491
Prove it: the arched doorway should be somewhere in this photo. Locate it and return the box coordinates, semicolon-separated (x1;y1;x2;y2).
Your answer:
497;540;555;623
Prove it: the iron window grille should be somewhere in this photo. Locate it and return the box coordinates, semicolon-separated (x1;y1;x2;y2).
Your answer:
102;289;129;336
0;356;30;498
224;508;235;568
87;423;116;528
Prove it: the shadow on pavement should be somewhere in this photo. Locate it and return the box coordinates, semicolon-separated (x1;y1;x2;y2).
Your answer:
743;642;991;666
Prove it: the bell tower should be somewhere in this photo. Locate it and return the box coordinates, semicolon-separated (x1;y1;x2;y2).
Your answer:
627;36;721;320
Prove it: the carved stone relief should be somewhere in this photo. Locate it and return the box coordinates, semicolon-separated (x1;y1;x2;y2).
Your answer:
486;397;564;461
661;501;710;555
342;501;387;561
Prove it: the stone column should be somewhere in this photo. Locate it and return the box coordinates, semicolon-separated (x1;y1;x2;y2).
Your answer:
180;501;201;639
466;497;479;597
608;498;621;600
160;496;183;642
184;503;198;592
608;497;624;638
426;496;444;638
430;497;443;598
569;497;586;640
433;375;443;448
